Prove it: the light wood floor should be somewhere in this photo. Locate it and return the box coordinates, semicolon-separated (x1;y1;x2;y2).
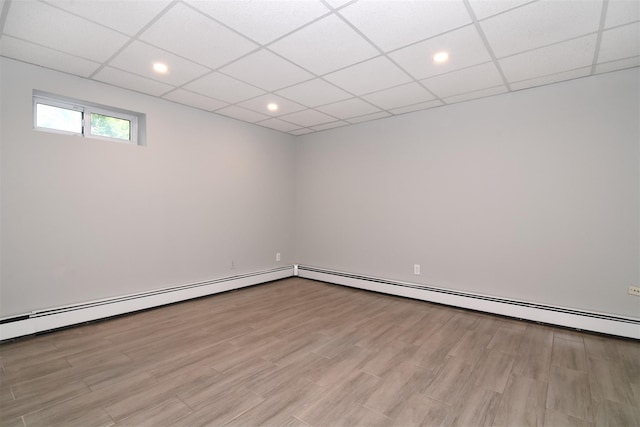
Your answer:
0;277;638;427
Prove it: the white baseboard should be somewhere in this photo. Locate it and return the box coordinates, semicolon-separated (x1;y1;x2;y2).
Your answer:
0;266;294;341
298;265;640;340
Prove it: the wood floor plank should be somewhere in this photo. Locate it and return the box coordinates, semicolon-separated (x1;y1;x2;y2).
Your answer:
487;325;524;356
363;362;431;418
177;359;275;410
469;349;515;393
0;277;637;427
391;393;449;427
0;417;25;427
552;328;584;343
114;398;192;427
0;380;91;423
587;356;636;406
264;333;332;367
307;344;372;389
103;365;219;422
395;308;454;346
360;340;419;378
302;401;391;427
447;329;494;364
544;409;594;427
421;355;475;404
297;370;381;425
583;335;621;362
242;352;329;397
551;337;587;371
446;386;501;427
25;406;114;427
513;325;553;381
209;336;283;373
172;388;264;427
224;378;327;427
616;339;640;384
493;374;547;427
2;358;72;386
21;372;156;426
591;398;640;427
546;365;593;422
408;312;477;370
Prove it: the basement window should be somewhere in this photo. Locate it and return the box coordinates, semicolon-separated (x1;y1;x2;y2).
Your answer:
33;91;145;145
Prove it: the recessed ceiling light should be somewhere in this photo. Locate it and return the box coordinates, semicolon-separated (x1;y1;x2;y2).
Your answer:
433;52;449;64
267;103;278;112
153;63;168;73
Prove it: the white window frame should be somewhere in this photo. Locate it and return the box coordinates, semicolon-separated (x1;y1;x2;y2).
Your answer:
33;92;141;145
85;106;138;144
33;97;84;137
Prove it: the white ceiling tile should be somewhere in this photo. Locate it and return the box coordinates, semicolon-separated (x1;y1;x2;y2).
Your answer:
509;67;591;91
324;56;412;95
43;0;171;35
109;41;210;86
185;0;329;44
183;72;264;104
278;109;337;127
389;25;492;80
162;89;228;111
500;34;597;82
597;22;640;63
481;0;603;58
257;118;301;132
93;67;174;96
237;94;307;117
311;120;350;131
140;3;257;69
362;82;435;110
220;50;313;91
605;0;640;28
421;62;505;98
443;85;509;104
4;0;128;62
388;99;443;115
467;0;532;20
216;105;270;123
346;111;391;124
290;128;315;135
0;36;100;77
595;55;640;74
324;0;353;8
316;97;381;119
5;0;631;134
339;0;471;52
275;79;351;107
270;14;378;74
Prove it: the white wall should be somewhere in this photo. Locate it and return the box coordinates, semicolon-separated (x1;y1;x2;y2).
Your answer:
295;68;640;318
2;57;638;322
1;58;296;317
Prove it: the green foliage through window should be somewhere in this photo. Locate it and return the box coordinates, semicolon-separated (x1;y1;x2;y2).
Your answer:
34;92;141;145
90;113;130;141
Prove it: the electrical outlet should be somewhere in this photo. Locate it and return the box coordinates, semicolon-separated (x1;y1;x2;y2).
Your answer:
414;264;420;275
628;286;640;297
276;252;281;262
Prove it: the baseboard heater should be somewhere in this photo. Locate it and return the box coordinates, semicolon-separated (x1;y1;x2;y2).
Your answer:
297;265;640;340
0;266;294;341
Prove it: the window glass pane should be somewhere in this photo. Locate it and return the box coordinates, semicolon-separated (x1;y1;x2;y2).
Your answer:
90;113;131;141
36;103;82;133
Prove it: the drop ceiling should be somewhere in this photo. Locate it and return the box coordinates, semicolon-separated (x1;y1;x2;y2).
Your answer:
0;0;638;136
